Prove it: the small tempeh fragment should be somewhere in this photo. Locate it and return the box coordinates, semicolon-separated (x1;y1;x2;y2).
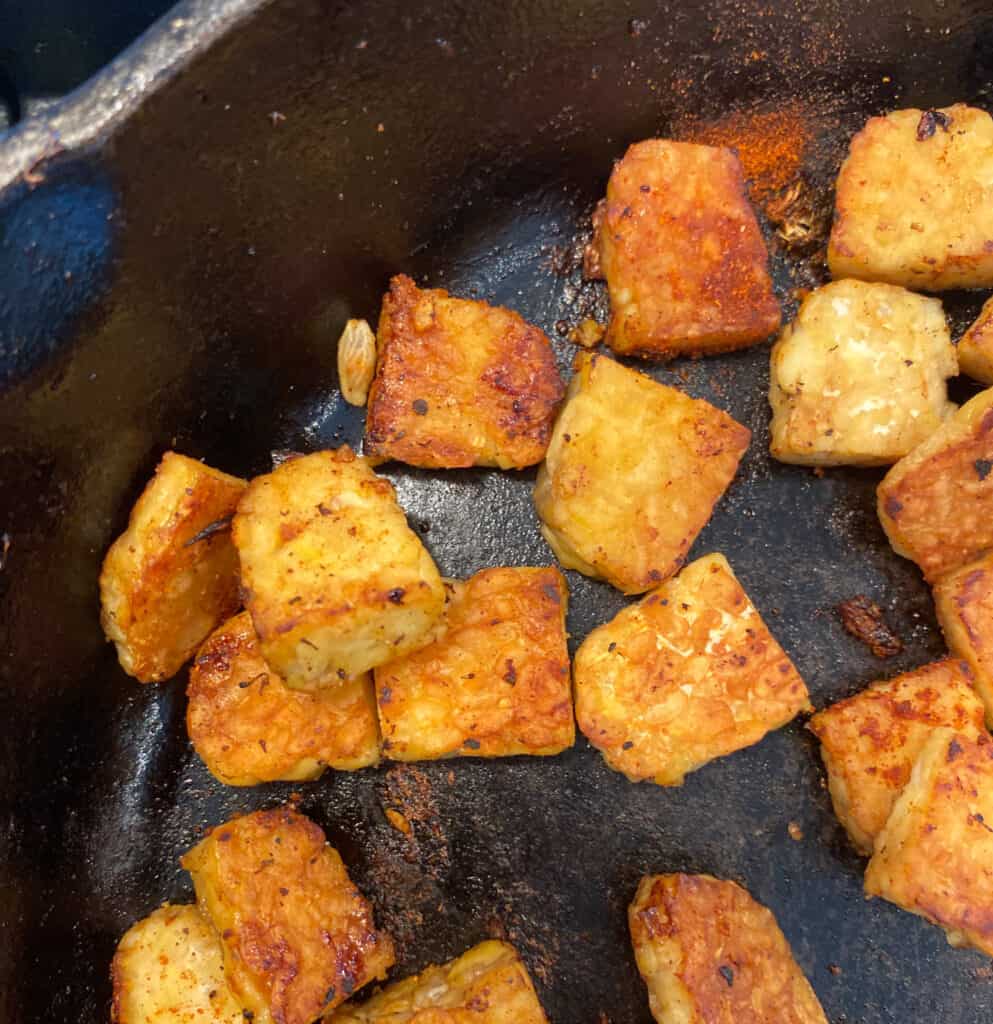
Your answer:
629;874;828;1024
589;139;780;358
836;595;903;659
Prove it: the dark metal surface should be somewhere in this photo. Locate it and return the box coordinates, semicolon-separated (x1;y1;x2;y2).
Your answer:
0;1;177;109
2;1;993;1021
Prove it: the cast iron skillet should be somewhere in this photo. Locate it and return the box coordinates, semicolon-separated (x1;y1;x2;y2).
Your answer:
3;1;993;1021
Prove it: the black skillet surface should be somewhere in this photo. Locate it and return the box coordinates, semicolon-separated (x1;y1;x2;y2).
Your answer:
2;0;993;1021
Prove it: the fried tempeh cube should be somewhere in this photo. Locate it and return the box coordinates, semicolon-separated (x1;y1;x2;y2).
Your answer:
808;659;986;854
573;553;810;786
187;612;380;786
232;448;446;688
829;104;993;290
100;452;246;682
934;553;993;725
533;353;750;595
326;940;549;1024
365;274;564;469
375;566;573;760
958;295;993;385
877;386;993;582
588;139;780;358
769;280;956;466
182;806;395;1024
111;903;244;1024
865;729;993;957
629;874;828;1024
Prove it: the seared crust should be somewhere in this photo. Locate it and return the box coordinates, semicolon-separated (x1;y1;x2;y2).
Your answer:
375;567;574;760
808;659;986;854
769;280;957;466
187;612;380;786
829;104;993;290
533;353;750;595
326;940;549;1024
591;139;780;359
182;806;395;1024
877;386;993;582
958;295;993;385
111;903;244;1024
365;274;564;469
232;448;446;688
629;874;828;1024
100;452;246;682
865;729;993;958
934;553;993;725
573;553;810;786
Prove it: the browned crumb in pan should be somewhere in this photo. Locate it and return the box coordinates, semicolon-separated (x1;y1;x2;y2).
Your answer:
836;595;903;658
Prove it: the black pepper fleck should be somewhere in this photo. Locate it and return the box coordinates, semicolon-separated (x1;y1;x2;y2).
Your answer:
412;398;429;415
975;459;992;481
718;965;734;987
